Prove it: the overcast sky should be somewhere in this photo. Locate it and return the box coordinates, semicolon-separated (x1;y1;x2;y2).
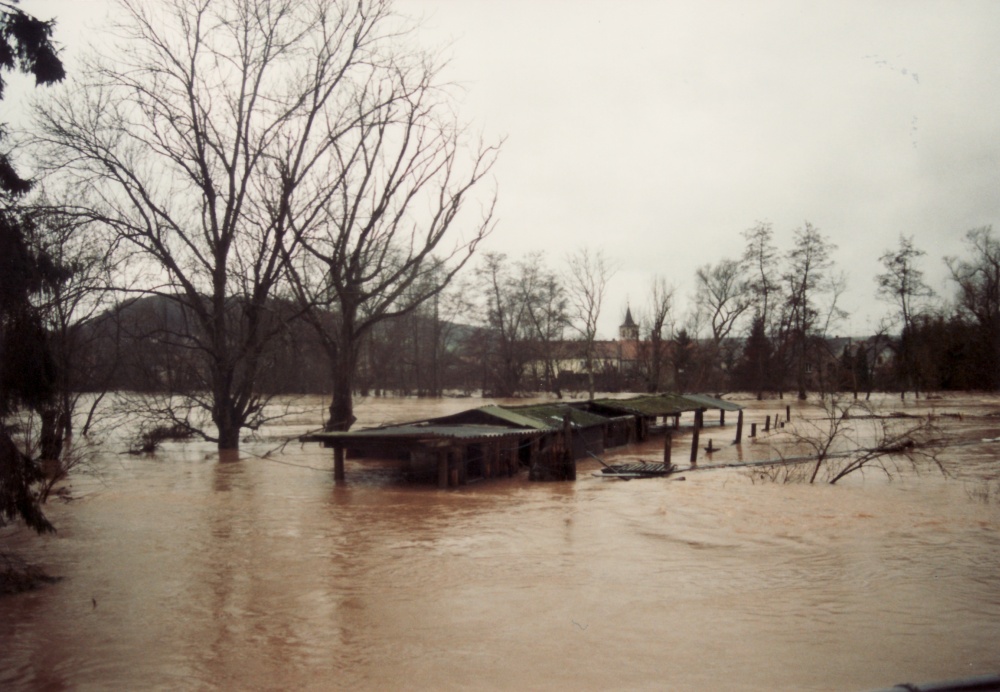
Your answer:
18;0;1000;338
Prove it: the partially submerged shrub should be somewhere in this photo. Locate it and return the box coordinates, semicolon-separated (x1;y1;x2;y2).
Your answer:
128;423;195;454
747;397;945;485
966;479;1000;504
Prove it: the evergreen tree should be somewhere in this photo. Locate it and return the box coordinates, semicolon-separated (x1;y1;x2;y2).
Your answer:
733;316;774;398
0;2;64;533
672;329;696;392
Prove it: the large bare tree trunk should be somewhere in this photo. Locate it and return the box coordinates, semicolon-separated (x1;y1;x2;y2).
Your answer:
327;336;360;432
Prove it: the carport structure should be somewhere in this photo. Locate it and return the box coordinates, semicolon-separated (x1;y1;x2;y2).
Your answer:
302;422;546;488
586;393;743;439
301;394;744;486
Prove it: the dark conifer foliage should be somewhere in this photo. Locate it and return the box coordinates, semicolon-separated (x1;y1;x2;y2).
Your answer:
0;1;64;194
0;1;64;533
732;316;775;398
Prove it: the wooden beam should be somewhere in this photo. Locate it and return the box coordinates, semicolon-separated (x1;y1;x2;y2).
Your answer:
333;446;345;483
437;451;448;489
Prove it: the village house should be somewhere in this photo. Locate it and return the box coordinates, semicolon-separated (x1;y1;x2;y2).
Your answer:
524;307;649;391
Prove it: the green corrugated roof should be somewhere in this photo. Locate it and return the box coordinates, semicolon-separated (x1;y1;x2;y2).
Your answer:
681;394;744;411
591;393;742;415
591;394;699;416
300;393;743;448
302;423;540;443
473;405;554;430
504;402;611;429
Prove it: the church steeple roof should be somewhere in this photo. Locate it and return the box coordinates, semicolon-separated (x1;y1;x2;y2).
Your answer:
622;307;637;329
619;305;640;341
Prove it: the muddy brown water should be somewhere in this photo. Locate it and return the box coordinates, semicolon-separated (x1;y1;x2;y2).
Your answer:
2;393;999;691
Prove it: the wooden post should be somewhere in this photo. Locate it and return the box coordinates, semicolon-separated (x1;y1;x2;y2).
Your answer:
663;432;672;466
695;409;703;430
562;413;576;481
334;446;345;482
786;405;791;422
734;409;744;444
720;409;726;426
690;426;700;464
449;450;459;487
764;414;771;432
437;451;448;489
750;422;757;438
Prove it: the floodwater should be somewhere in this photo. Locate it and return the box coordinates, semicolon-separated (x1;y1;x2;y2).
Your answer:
2;393;999;691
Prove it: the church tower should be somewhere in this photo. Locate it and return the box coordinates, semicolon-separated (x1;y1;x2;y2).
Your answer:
619;306;639;341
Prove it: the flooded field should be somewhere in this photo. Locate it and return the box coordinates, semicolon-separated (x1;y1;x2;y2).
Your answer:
2;393;999;691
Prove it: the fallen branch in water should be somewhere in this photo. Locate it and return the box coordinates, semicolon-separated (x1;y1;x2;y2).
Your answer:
655;397;957;484
0;552;61;595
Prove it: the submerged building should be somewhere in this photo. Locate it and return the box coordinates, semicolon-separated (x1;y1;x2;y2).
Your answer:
302;393;744;487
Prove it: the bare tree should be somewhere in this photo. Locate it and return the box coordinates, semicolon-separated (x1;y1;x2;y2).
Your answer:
565;247;615;399
853;318;892;400
877;235;933;329
473;252;537;397
771;397;943;485
468;252;568;397
738;221;784;397
742;221;782;331
34;0;482;449
281;14;499;431
781;222;842;400
638;275;673;392
946;226;1000;391
694;257;750;389
519;254;568;397
349;269;472;398
24;200;120;462
695;258;751;344
876;235;934;397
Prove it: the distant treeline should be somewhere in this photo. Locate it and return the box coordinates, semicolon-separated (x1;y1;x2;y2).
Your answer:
75;290;997;400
